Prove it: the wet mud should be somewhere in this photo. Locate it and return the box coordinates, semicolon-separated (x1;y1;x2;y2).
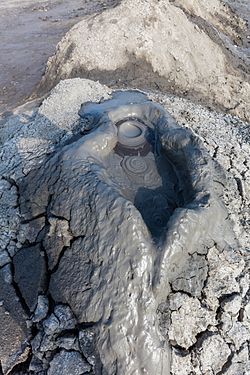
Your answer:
1;91;235;374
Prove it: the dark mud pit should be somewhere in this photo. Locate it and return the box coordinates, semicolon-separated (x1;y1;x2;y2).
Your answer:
0;0;120;114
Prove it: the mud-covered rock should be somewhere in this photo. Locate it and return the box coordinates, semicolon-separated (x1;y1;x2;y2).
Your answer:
13;245;47;312
171;253;208;296
44;217;73;270
0;269;30;374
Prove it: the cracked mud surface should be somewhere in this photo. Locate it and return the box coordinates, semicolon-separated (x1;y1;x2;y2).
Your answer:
0;79;249;374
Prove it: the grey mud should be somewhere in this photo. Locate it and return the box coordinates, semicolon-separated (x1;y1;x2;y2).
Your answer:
1;91;235;374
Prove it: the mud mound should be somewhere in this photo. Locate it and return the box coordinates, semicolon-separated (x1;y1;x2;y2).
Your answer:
0;0;121;113
0;79;249;374
38;0;250;121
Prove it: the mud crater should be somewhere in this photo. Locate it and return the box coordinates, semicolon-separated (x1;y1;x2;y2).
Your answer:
105;116;183;241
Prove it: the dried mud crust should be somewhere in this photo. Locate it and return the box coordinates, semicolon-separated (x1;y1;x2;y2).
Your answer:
0;79;249;375
155;91;250;374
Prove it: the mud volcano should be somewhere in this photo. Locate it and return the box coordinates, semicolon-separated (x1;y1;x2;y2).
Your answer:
81;98;183;242
2;91;233;375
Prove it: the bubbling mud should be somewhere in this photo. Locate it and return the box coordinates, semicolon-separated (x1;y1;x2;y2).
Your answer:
113;119;180;240
118;120;143;138
114;118;151;156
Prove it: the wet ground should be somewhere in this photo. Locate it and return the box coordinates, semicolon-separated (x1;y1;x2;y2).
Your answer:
0;0;120;114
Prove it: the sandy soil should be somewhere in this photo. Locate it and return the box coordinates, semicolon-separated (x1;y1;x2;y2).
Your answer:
0;0;120;114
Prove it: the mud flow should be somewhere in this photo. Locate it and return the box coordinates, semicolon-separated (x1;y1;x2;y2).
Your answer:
4;90;229;375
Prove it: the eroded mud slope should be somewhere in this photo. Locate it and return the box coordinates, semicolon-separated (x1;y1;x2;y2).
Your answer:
38;0;250;121
0;0;121;113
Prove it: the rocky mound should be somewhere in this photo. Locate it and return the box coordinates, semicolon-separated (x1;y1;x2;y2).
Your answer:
37;0;250;121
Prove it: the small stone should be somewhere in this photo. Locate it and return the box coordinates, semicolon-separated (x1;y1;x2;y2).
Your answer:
33;295;49;322
43;305;76;337
29;355;44;373
31;331;43;353
13;245;46;311
43;313;60;336
54;304;77;330
56;334;79;351
221;311;233;333
198;335;231;374
48;350;91;375
39;333;58;353
1;263;12;284
168;293;216;349
7;242;18;257
222;294;242;316
0;251;11;267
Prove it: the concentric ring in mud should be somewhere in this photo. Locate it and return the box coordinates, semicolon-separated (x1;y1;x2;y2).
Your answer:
115;118;151;156
121;156;162;188
122;156;148;175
